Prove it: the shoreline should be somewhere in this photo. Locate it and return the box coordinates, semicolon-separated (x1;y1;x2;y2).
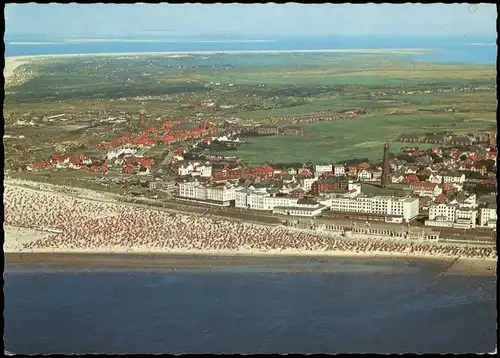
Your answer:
4;225;496;276
5;48;428;61
4;250;496;277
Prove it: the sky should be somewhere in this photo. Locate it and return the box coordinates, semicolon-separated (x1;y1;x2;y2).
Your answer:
5;3;498;38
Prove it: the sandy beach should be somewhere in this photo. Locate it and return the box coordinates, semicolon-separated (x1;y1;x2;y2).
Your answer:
4;225;495;276
3;178;496;276
4;57;30;81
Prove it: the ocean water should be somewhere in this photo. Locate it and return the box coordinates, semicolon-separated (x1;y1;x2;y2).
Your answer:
4;256;497;354
5;35;497;64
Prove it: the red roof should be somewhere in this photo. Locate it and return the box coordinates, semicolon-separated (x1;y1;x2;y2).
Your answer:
143;159;153;168
358;162;370;169
123;166;134;174
411;182;436;189
441;184;454;191
435;193;447;201
406;174;419;182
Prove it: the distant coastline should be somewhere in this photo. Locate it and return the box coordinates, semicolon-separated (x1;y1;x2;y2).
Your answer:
3;48;427;83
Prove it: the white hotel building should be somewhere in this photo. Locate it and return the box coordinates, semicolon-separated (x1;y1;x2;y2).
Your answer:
479;205;497;229
178;181;235;206
425;203;478;229
329;195;419;222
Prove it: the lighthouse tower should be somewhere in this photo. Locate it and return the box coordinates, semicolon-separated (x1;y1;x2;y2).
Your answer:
139;110;146;127
381;142;391;188
489;130;496;149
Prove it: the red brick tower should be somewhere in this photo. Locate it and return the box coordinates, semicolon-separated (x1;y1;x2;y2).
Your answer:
381;142;391;187
490;130;496;149
21;148;28;162
139;110;146;127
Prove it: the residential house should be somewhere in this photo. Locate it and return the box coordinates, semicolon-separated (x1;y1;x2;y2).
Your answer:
315;164;333;178
333;164;346;177
410;182;442;198
178;162;194;176
442;171;466;184
391;173;405;184
428;173;443;184
357;169;372;181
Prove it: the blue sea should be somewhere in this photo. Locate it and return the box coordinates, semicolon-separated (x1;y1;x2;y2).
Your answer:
3;255;497;354
5;34;497;64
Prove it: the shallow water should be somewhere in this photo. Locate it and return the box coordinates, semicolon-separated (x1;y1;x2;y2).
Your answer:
5;35;496;64
4;256;496;354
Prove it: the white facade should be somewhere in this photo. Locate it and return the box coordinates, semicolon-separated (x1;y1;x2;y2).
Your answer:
455;208;478;228
273;205;326;217
234;186;270;210
357;169;372;181
334;165;346;177
300;178;318;192
315;164;332;178
178;181;234;204
428;174;443;184
107;147;137;160
459;194;477;209
425;218;454;228
411;184;442;198
479;207;497;228
206;186;236;202
178;162;212;177
178;163;194;176
443;173;466;184
263;196;298;210
329;195;419;222
178;181;207;200
429;203;457;222
427;203;479;229
391;174;405;183
195;164;212;178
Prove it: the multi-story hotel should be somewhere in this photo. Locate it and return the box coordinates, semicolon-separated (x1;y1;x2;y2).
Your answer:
328;195;419;222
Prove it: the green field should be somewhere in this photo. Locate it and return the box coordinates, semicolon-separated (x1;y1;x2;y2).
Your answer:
215;114;495;165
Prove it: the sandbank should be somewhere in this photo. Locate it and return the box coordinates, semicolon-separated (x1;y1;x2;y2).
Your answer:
4;48;427;63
